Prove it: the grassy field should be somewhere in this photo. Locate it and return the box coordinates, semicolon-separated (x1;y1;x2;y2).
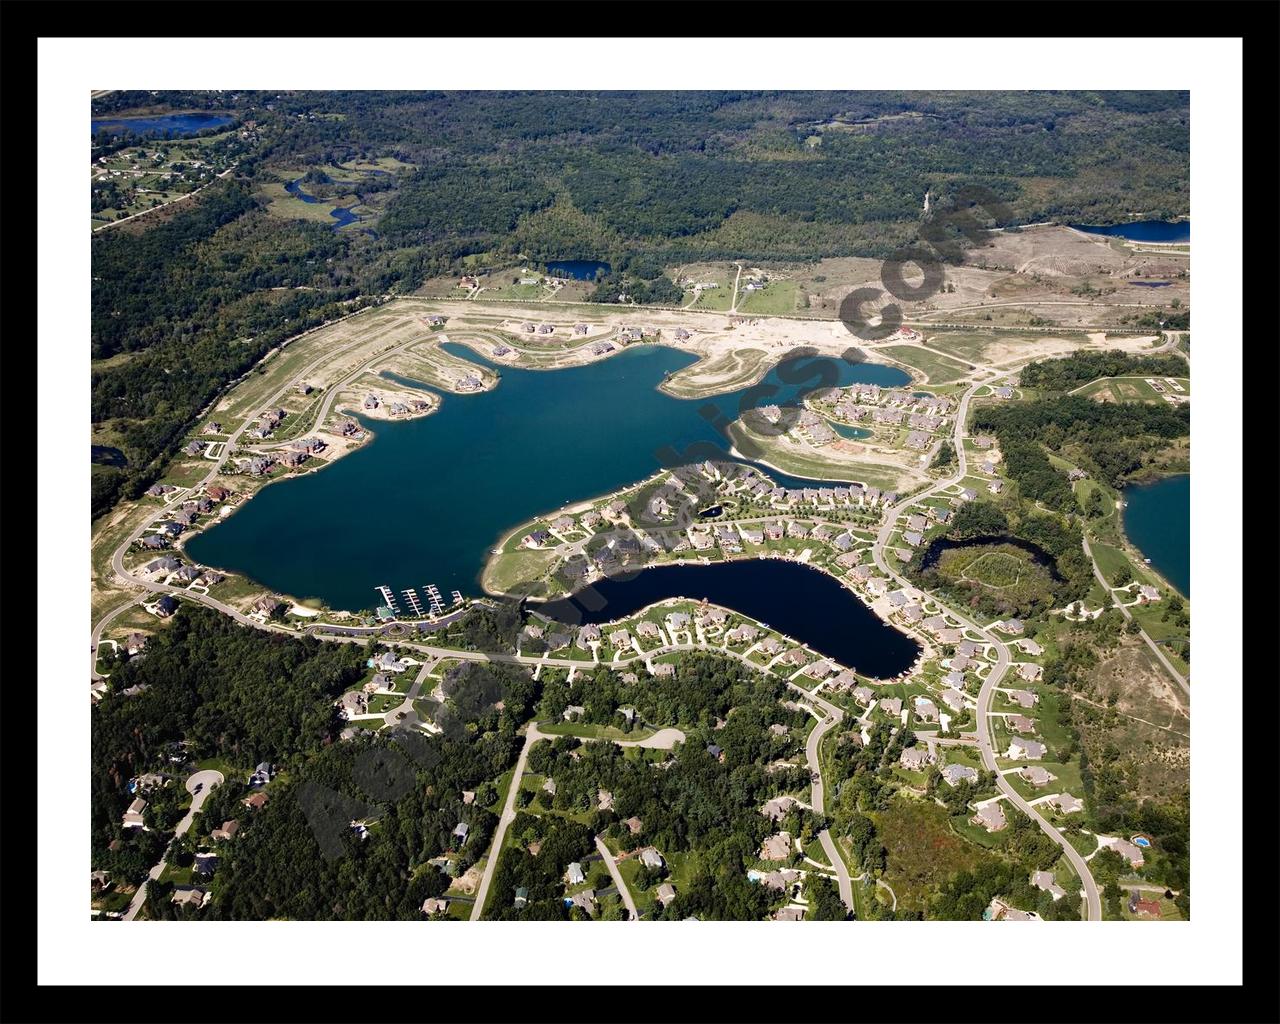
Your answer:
258;181;358;224
736;280;798;315
922;332;995;364
1073;376;1191;403
879;345;973;384
726;421;921;491
482;548;558;596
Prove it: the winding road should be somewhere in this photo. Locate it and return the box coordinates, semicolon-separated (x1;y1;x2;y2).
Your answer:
122;770;224;921
869;377;1102;921
792;681;854;914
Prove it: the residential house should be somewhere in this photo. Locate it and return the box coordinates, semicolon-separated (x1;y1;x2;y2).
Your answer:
1020;765;1055;787
1007;689;1038;709
973;802;1007;832
941;688;967;713
1047;793;1083;815
761;796;799;822
1007;736;1046;760
1032;870;1066;900
566;862;586;886
1128;894;1162;918
211;819;240;841
900;746;935;770
878;697;903;716
941;764;979;787
122;797;147;829
725;624;759;645
170;887;209;910
568;889;597;914
655;883;677;908
1103;838;1145;869
913;697;939;723
638;847;665;870
421;897;450;916
760;833;792;862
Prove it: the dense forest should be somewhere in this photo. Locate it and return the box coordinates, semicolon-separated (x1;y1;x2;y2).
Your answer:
972;392;1189;508
90;607;367;859
90;91;1189;519
1018;350;1189;391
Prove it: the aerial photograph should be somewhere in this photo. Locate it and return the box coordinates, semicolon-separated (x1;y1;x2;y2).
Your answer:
88;88;1193;926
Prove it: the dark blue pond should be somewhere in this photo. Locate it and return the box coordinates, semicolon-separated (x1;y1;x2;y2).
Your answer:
1069;220;1189;243
1122;474;1189;596
1130;281;1171;288
547;260;611;281
188;343;909;614
91;112;234;139
538;559;921;678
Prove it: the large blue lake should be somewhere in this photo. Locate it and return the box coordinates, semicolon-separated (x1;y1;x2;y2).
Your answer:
91;112;234;139
1122;473;1189;596
186;344;908;615
1069;220;1190;243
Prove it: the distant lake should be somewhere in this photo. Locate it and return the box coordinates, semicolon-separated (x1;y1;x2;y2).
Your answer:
91;112;234;139
187;344;908;613
538;559;921;679
547;260;610;281
1122;474;1189;596
1069;220;1189;243
1131;281;1172;288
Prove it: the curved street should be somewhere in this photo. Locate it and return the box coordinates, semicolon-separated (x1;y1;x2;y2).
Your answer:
870;378;1102;921
793;681;854;914
122;770;224;921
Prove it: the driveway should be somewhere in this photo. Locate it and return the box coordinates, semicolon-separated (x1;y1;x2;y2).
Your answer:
594;836;639;920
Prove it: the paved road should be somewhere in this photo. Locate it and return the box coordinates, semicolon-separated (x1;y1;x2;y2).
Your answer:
470;723;544;920
870;378;1102;922
123;770;224;921
1081;533;1189;697
791;681;853;915
594;836;639;920
91;599;137;681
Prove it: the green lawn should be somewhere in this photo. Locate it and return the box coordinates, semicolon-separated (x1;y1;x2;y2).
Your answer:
736;280;797;315
879;345;973;384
